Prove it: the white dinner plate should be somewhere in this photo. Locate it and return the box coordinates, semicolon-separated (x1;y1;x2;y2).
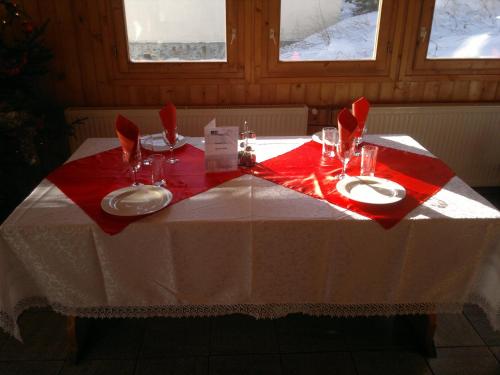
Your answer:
141;133;187;152
101;185;173;216
336;176;406;205
312;131;322;144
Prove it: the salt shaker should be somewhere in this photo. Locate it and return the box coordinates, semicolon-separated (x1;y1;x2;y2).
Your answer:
243;131;257;167
239;128;256;168
238;131;247;164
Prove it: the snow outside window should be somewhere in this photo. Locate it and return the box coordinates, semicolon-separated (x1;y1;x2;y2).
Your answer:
427;0;500;59
279;0;381;61
123;0;227;62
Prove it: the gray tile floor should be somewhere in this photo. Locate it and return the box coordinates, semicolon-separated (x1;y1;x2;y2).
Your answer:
2;307;500;375
0;187;498;375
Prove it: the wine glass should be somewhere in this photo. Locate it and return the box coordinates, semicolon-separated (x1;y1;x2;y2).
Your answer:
140;134;153;166
354;124;367;156
164;129;179;164
336;140;355;180
123;146;142;186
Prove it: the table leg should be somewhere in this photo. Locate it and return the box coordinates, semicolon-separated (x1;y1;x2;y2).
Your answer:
407;313;437;357
66;316;78;363
66;316;91;363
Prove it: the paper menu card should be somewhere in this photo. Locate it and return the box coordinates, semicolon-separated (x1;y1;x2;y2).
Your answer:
204;119;239;172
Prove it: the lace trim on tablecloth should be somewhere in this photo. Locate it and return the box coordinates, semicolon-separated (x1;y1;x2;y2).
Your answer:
0;296;477;341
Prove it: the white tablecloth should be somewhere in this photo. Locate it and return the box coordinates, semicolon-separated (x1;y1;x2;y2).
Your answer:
1;135;499;340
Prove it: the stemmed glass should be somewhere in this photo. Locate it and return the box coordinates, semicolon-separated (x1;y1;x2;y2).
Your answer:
354;125;367;156
336;140;355;180
164;129;179;164
123;146;142;186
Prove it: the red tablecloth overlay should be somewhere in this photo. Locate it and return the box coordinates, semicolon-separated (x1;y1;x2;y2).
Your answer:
47;139;454;234
47;144;243;235
248;141;455;229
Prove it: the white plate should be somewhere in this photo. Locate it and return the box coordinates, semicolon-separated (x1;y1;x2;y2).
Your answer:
101;185;173;216
312;131;322;144
336;176;406;205
141;134;187;152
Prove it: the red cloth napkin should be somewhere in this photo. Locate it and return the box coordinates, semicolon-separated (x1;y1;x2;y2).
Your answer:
352;97;370;138
159;102;177;145
115;115;140;163
248;141;455;229
337;108;358;154
47;144;243;235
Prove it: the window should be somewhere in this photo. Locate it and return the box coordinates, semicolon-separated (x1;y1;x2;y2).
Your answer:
260;0;401;79
108;0;499;83
427;0;500;59
403;0;500;78
106;0;245;80
123;0;227;62
279;0;381;62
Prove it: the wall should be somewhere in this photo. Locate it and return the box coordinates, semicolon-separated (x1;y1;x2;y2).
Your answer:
19;0;500;110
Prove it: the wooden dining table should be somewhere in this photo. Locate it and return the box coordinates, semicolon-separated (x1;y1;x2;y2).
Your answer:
1;134;499;360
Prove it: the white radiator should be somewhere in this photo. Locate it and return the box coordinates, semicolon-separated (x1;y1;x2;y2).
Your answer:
66;106;308;151
365;105;500;187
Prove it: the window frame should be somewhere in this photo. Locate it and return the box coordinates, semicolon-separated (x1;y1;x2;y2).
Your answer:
258;0;403;82
104;0;500;85
401;0;500;80
105;0;247;81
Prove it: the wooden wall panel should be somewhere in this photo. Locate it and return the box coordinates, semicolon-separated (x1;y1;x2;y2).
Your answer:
246;84;262;104
25;0;500;110
363;83;381;103
230;84;247;105
452;81;471;102
482;82;498;101
217;85;231;106
437;82;455;102
348;83;364;102
260;84;277;103
379;83;395;103
422;82;440;102
72;0;99;105
51;1;86;104
289;83;305;104
305;84;321;105
333;84;351;107
87;0;114;105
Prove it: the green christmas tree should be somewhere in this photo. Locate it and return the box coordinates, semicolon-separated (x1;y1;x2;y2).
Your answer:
0;0;72;219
